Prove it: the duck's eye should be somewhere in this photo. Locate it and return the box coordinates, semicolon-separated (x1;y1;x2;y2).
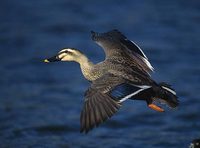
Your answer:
65;50;74;55
59;50;70;54
59;49;74;55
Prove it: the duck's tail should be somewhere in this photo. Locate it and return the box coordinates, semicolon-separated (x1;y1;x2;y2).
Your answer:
153;82;179;108
111;81;179;112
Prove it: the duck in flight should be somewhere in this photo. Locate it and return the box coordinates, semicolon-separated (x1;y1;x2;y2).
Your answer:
44;29;179;133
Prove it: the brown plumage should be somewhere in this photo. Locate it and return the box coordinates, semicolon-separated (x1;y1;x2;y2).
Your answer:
44;29;179;133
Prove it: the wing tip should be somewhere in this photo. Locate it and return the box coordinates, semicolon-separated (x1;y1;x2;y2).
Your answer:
80;93;121;133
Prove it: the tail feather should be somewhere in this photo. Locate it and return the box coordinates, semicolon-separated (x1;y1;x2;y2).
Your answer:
159;82;176;95
156;82;179;108
124;82;179;109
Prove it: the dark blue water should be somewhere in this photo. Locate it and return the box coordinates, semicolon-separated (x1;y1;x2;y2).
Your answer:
1;0;200;147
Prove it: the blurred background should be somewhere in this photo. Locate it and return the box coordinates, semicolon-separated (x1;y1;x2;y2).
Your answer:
0;0;200;147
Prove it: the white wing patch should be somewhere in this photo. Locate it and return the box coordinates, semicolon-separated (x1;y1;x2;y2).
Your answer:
130;40;154;72
141;56;154;72
119;85;151;103
130;40;148;59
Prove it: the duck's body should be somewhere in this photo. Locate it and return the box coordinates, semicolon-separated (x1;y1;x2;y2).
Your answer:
44;30;179;133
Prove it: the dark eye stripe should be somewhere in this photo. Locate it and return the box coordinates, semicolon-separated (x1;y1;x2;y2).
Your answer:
59;50;72;55
59;51;67;54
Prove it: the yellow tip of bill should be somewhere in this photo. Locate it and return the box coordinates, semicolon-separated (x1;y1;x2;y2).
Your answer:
44;59;49;63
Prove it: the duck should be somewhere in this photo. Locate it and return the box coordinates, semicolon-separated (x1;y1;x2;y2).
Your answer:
44;29;179;133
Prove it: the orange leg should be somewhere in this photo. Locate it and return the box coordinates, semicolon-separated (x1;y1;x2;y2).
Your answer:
148;104;164;112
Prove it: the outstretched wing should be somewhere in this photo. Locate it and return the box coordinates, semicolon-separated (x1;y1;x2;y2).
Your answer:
80;88;121;133
120;38;154;73
91;29;154;75
80;73;123;133
80;73;153;133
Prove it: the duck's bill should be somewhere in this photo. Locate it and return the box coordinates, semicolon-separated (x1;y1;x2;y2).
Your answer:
44;55;60;63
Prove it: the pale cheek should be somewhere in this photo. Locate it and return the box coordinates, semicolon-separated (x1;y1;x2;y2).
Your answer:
58;53;66;59
61;56;73;61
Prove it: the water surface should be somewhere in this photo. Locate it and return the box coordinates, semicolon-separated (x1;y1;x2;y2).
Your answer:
0;0;200;147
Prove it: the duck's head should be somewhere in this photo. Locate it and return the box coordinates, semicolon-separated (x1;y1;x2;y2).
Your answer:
44;48;86;63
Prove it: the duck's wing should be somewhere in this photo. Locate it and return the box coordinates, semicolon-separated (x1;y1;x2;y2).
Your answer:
91;29;154;75
80;73;152;133
80;73;123;133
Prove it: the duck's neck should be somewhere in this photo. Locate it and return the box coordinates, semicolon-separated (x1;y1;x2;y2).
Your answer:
76;55;95;81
